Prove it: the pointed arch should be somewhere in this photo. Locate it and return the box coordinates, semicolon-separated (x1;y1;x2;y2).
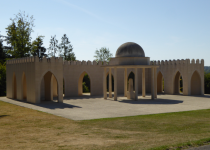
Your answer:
128;71;135;91
78;71;91;96
157;71;164;93
12;73;17;99
40;71;59;101
191;70;201;95
22;72;27;100
173;71;183;94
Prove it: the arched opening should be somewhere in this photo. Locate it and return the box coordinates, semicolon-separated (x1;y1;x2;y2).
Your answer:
173;71;183;94
40;71;59;101
157;72;164;93
22;72;27;100
128;72;135;91
191;71;201;95
13;73;17;99
106;73;114;92
78;72;91;96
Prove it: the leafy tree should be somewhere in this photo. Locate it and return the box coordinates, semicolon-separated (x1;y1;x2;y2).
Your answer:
5;11;34;58
31;36;47;58
94;47;113;62
48;35;59;57
66;52;76;61
204;66;210;73
0;38;6;63
83;74;90;93
205;73;210;94
0;63;6;96
59;34;76;61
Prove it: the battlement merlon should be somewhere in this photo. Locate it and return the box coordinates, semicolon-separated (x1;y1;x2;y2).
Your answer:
7;57;204;66
151;59;204;65
6;56;64;65
63;60;108;66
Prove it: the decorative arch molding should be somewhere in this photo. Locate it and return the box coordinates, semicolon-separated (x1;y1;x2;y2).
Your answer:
78;71;92;96
190;70;202;95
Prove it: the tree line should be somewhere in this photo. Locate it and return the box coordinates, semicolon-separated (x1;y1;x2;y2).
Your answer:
0;11;76;61
0;11;113;96
0;11;77;96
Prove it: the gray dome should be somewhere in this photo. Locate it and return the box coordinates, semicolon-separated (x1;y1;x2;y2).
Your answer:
115;42;145;57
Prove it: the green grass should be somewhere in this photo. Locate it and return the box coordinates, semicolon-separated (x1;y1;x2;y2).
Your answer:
1;100;210;149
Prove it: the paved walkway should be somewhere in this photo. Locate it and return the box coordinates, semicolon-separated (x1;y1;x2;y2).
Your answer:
0;94;210;120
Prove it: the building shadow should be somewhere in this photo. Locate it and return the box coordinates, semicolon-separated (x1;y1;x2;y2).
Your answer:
118;99;183;105
0;115;9;118
36;101;82;109
8;98;81;110
64;95;104;100
188;94;210;98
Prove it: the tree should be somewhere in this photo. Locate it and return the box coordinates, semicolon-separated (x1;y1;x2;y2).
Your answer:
48;35;59;57
31;36;47;58
5;11;34;58
0;63;6;96
59;34;76;61
205;73;210;94
94;47;113;62
0;37;6;63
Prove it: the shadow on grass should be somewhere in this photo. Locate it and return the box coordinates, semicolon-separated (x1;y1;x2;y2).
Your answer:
0;115;9;118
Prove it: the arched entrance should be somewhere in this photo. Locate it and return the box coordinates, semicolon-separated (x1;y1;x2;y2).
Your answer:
128;72;135;91
106;73;114;92
157;71;164;93
41;71;59;101
13;73;17;99
173;71;183;94
191;71;201;95
78;72;91;96
22;72;27;100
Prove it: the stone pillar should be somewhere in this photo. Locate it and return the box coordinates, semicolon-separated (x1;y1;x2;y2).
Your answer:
114;67;117;101
151;67;155;100
154;67;157;98
124;68;127;97
103;68;107;99
109;68;112;98
135;67;138;100
142;68;146;97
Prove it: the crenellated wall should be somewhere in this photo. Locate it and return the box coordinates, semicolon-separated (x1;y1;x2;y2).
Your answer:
151;59;204;95
6;57;204;103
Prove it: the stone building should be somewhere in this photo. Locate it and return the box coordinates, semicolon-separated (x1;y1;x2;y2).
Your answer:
6;42;204;104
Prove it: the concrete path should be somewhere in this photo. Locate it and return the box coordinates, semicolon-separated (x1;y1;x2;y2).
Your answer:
0;94;210;120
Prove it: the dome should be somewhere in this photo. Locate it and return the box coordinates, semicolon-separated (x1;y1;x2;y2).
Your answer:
115;42;145;57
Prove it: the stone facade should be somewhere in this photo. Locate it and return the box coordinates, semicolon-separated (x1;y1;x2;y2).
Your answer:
6;56;204;104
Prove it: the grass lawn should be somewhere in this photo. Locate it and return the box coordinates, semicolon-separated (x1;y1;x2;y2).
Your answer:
1;100;210;150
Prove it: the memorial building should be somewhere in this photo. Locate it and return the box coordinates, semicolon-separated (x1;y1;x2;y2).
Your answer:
6;42;204;104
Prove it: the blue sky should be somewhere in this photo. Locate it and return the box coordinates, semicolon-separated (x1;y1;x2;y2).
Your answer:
1;0;210;65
